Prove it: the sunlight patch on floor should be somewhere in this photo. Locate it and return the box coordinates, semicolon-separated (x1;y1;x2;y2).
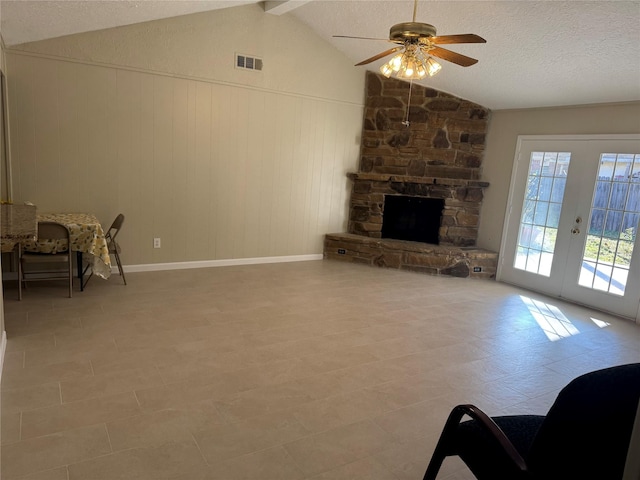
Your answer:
590;317;611;328
520;295;580;341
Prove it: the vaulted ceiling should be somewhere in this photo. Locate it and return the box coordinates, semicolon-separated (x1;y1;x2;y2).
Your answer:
1;0;639;110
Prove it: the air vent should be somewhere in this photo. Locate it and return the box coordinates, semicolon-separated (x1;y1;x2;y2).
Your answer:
235;54;263;72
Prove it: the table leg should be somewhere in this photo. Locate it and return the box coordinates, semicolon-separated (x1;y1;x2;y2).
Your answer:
77;251;84;292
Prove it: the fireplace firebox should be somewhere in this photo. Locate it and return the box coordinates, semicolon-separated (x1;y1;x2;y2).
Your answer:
381;195;444;245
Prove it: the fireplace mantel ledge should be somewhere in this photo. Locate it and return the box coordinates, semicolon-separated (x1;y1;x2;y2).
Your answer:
347;172;489;188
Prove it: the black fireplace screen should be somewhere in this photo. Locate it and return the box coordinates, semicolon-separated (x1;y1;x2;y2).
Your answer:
381;195;444;244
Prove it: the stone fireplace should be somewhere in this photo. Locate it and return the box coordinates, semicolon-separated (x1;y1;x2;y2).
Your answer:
324;72;498;278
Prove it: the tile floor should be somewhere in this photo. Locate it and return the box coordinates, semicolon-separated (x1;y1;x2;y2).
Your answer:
1;259;639;480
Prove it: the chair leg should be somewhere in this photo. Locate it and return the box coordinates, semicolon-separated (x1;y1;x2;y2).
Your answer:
77;251;84;292
114;251;126;285
82;271;93;288
423;440;450;480
423;406;473;480
68;255;73;298
17;244;22;301
82;262;93;289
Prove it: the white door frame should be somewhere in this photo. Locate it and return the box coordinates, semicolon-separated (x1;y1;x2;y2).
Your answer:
497;134;640;323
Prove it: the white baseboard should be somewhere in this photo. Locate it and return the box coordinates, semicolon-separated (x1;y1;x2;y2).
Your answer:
2;254;324;279
116;254;324;273
0;330;6;384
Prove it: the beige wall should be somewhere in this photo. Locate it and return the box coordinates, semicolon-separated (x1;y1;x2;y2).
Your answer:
478;102;640;253
0;37;5;344
5;3;640;270
4;5;365;267
11;4;364;105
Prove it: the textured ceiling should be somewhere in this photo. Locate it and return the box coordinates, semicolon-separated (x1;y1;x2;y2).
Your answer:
1;0;639;110
0;1;258;45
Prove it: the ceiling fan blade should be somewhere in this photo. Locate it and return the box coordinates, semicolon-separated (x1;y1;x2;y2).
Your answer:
430;46;478;67
355;46;403;66
333;35;388;41
431;34;486;45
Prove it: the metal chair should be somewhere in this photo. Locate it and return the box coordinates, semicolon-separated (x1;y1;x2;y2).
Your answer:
83;213;126;287
423;363;640;480
106;213;126;284
19;221;73;299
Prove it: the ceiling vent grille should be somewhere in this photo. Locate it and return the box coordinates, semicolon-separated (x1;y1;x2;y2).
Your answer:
235;54;263;72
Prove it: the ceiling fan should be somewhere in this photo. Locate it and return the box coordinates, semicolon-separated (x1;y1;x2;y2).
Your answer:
334;0;486;80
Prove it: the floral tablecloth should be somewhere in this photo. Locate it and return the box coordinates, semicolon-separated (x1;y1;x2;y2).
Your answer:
3;212;111;280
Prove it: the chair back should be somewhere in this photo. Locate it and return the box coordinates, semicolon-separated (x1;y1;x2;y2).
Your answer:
527;363;640;479
20;221;73;299
105;214;124;251
106;213;124;242
36;221;70;253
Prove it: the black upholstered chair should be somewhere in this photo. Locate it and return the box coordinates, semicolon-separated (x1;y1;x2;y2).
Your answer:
423;363;640;480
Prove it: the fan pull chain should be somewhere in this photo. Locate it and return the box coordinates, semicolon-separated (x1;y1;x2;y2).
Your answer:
402;80;413;127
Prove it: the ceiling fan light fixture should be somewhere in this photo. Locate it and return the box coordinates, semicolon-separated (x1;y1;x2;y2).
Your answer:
380;63;394;78
426;57;442;76
400;55;416;78
380;53;404;77
380;47;440;80
415;63;427;78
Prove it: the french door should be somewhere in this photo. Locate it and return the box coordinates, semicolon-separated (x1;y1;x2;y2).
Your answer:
499;135;640;320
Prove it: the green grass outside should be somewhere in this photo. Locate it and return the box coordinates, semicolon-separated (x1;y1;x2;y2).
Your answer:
584;229;634;266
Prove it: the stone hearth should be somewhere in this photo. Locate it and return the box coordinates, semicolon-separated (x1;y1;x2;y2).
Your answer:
324;72;498;278
325;233;497;279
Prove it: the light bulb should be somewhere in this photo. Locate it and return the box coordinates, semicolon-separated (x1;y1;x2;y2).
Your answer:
380;63;393;78
390;54;403;72
426;57;442;77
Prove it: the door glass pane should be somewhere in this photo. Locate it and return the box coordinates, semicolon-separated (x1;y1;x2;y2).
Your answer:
547;203;562;228
550;177;567;203
514;151;571;276
593;182;611;208
579;153;640;294
534;202;549;225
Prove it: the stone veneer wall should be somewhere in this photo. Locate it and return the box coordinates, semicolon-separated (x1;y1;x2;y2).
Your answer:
351;71;491;246
324;72;499;278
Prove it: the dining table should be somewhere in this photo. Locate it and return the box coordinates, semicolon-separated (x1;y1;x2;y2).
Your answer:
1;212;111;291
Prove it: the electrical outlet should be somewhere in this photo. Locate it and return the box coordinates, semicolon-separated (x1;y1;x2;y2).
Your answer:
153;238;161;248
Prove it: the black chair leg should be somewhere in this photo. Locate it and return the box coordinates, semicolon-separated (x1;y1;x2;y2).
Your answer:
78;250;94;289
76;251;84;291
423;408;467;480
17;243;23;301
423;450;447;480
114;251;126;285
